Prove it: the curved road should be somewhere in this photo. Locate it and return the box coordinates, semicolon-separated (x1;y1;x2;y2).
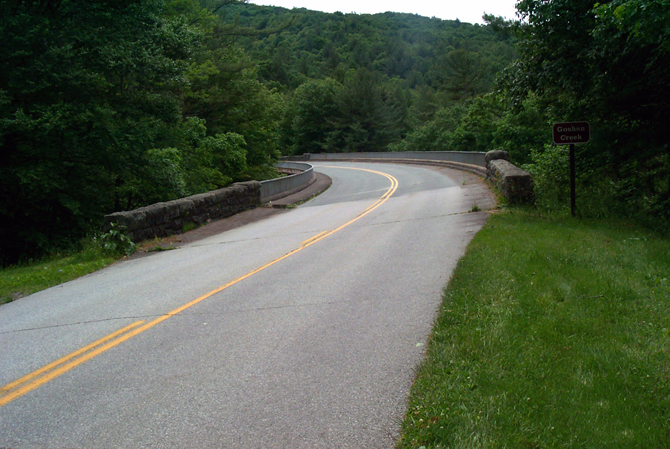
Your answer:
0;162;494;448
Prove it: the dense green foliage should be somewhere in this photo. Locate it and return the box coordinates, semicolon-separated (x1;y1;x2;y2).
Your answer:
4;0;666;264
1;1;515;265
508;0;670;229
0;0;282;265
223;5;515;91
397;0;670;231
1;0;190;262
219;3;516;156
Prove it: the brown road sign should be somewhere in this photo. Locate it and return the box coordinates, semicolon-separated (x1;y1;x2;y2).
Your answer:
553;122;590;145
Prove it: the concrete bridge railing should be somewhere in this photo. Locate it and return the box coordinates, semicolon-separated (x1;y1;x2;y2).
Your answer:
307;151;486;166
303;151;488;178
260;161;315;204
292;151;533;204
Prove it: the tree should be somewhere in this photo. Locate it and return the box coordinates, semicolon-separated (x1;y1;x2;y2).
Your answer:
182;4;285;179
390;101;469;152
501;0;670;225
0;0;199;264
443;49;482;99
284;78;342;154
326;68;404;152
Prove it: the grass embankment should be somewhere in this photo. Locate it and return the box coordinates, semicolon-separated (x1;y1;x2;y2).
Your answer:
399;209;670;448
0;246;118;305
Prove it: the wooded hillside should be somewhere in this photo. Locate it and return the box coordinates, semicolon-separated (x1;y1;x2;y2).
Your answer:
2;0;667;266
1;0;515;265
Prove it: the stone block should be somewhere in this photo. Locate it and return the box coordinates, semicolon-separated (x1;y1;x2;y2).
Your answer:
485;150;510;163
487;159;534;204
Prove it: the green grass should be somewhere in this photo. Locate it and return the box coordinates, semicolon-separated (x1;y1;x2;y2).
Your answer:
0;243;118;305
399;208;670;448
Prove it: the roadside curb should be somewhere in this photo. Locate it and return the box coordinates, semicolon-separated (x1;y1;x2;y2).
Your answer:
264;172;332;208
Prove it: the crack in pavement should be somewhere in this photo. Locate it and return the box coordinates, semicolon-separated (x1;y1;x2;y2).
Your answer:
367;208;494;227
1;297;370;335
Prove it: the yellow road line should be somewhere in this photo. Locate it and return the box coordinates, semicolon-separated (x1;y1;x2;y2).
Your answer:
0;320;145;406
0;166;398;408
301;231;330;247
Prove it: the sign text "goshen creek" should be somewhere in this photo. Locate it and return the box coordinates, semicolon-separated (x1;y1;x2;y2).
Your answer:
553;122;590;145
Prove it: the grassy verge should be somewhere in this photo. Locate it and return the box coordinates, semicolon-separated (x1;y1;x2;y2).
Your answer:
399;208;670;448
0;244;119;305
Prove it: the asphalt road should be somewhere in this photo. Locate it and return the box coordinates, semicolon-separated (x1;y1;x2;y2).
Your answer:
0;162;495;448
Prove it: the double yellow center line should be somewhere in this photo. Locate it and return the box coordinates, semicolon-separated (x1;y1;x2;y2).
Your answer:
0;166;398;407
0;321;146;406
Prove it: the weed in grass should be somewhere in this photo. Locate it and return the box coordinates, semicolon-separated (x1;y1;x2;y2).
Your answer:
101;223;135;256
292;188;331;207
147;246;177;252
398;209;670;448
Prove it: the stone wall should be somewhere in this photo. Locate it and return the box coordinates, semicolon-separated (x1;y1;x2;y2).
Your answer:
103;181;261;242
485;151;534;203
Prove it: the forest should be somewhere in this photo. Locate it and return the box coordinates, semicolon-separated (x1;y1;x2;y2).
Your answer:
1;0;668;265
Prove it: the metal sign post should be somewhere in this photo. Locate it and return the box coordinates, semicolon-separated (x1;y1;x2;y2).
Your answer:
553;122;590;217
